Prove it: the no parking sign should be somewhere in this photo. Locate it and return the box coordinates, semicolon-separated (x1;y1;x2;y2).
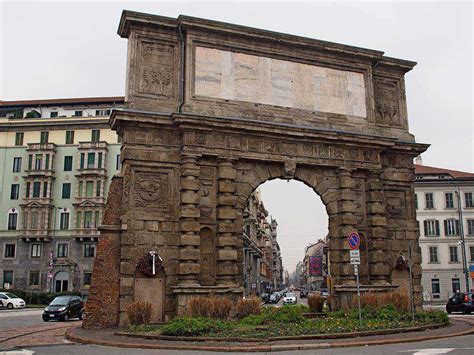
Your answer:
347;232;360;250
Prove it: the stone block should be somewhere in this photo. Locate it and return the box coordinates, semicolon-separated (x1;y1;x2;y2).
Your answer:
218;249;238;260
121;276;134;288
180;248;200;260
339;201;355;213
339;176;354;189
218;181;235;193
180;220;200;232
146;221;159;231
131;219;144;230
217;236;240;247
181;234;200;246
217;262;239;275
181;191;199;204
181;168;200;177
367;191;384;202
217;207;237;220
180;206;200;218
218;166;237;180
367;203;385;214
218;222;240;233
180;178;200;191
161;222;174;232
179;263;200;274
120;261;136;275
218;194;237;205
367;180;383;190
340;190;356;200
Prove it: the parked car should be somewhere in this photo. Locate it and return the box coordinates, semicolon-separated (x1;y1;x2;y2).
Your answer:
446;292;474;314
269;292;280;304
0;292;26;309
283;292;297;305
261;293;270;303
300;289;308;298
42;295;84;321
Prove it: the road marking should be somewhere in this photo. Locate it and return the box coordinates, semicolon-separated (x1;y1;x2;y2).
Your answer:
0;350;35;355
400;349;455;354
0;310;43;318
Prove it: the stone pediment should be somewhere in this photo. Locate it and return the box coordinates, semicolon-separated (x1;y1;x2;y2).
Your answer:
73;200;101;208
20;201;48;209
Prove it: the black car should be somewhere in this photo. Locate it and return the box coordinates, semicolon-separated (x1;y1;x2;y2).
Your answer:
43;295;84;322
446;292;474;314
300;289;308;298
260;293;270;303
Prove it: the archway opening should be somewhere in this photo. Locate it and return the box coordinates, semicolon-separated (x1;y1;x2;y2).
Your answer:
242;178;329;300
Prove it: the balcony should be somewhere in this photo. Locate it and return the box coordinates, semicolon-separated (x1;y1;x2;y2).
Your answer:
24;168;55;178
77;141;108;151
26;143;57;152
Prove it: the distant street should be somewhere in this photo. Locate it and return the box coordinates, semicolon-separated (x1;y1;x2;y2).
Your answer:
262;291;308;307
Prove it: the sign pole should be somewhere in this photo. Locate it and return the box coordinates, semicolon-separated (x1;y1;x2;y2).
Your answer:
348;232;362;327
355;264;362;326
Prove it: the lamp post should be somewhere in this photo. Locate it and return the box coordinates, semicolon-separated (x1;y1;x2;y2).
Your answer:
455;189;470;293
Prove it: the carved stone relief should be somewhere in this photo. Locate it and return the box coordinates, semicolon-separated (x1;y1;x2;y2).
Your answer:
133;170;171;209
374;79;401;127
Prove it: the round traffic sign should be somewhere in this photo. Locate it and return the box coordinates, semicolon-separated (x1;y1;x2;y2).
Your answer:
348;232;360;250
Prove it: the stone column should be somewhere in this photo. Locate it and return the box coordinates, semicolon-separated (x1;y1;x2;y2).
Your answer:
216;158;241;287
178;154;201;286
365;171;390;285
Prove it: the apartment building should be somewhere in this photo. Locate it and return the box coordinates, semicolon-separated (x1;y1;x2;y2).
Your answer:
0;97;124;295
415;161;474;302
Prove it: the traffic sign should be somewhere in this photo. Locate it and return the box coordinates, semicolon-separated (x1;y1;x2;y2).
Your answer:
350;257;361;265
348;232;361;250
350;250;360;258
354;264;359;276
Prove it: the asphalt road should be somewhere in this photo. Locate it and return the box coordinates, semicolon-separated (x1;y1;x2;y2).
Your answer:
0;309;45;332
263;291;308;307
8;334;474;355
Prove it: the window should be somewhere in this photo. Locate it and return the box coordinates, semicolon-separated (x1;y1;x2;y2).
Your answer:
40;131;49;144
62;183;71;199
15;132;24;146
45;154;50;170
31;244;42;258
445;192;454;208
97;152;103;169
466;192;474;208
96;181;101;197
64;156;73;171
95;109;110;116
26;182;30;198
91;129;100;142
415;194;418;210
116;154;121;170
83;272;92;286
425;193;434;209
94;211;100;227
429;246;438;263
31;211;39;229
65;130;74;144
431;278;440;295
84;211;93;228
470;246;474;262
60;212;69;230
80;153;85;169
449;246;459;262
78;181;83;197
84;243;96;258
8;213;17;230
423;220;440;237
57;243;68;258
74;110;83;117
452;278;461;294
4;243;16;258
28;154;32;170
29;271;40;286
3;271;13;287
43;181;48;198
87;153;95;169
35;154;42;170
76;211;82;228
32;182;40;197
468;220;474;235
12;157;22;172
10;184;19;200
86;181;94;197
50;111;58;118
444;219;459;236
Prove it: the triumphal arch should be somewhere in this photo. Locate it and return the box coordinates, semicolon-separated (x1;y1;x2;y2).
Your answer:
83;10;428;327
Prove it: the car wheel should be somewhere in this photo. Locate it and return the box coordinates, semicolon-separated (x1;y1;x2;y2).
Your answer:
462;306;469;314
447;308;452;314
79;311;84;320
43;318;49;322
63;313;70;322
7;303;13;309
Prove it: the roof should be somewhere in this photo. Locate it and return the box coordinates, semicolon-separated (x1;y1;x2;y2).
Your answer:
0;96;125;108
415;164;474;179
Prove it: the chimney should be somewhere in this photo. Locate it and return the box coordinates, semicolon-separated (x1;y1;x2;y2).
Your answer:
415;156;423;165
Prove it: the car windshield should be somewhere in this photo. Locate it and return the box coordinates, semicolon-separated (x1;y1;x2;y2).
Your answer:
286;293;295;297
5;293;18;298
50;296;72;306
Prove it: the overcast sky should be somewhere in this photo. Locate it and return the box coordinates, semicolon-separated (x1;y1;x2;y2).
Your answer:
1;0;472;272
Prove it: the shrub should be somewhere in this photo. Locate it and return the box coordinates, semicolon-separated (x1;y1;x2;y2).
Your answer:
308;293;326;313
265;304;305;323
126;301;152;325
188;296;212;318
236;297;261;319
415;310;449;325
353;291;410;312
209;296;232;320
161;317;230;336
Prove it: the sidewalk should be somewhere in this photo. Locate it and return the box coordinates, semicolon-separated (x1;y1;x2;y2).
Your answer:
66;317;474;352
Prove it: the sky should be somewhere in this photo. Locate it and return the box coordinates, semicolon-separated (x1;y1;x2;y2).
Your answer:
1;0;472;271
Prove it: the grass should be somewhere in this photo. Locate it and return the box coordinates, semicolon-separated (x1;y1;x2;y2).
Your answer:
130;305;449;339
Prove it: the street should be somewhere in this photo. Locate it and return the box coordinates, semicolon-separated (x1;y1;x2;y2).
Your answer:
262;290;308;307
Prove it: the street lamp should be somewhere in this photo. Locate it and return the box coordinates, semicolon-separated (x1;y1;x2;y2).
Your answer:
455;189;470;293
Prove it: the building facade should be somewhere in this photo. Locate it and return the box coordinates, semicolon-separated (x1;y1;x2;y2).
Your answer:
303;239;328;291
415;161;474;302
0;97;124;295
242;190;283;296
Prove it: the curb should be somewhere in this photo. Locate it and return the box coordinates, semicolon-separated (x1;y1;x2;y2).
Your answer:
65;318;474;352
1;324;76;345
